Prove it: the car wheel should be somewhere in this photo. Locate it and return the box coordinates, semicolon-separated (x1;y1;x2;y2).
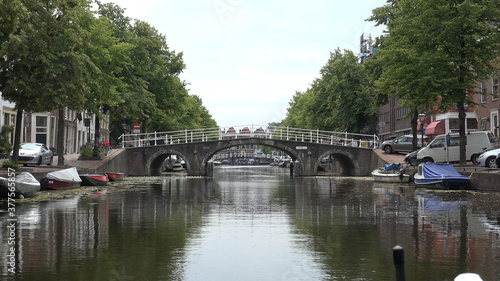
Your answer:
37;156;42;165
471;154;479;165
48;156;53;166
485;157;497;168
409;158;419;166
383;145;393;154
422;157;434;164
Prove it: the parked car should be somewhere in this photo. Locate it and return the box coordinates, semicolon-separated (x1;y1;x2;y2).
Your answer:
404;149;421;166
418;131;498;164
381;135;428;154
476;148;500;168
10;143;53;166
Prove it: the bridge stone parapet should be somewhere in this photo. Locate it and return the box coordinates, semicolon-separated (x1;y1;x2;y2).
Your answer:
125;137;381;177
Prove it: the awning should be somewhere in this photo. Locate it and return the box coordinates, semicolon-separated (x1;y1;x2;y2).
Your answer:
425;120;445;136
417;117;431;131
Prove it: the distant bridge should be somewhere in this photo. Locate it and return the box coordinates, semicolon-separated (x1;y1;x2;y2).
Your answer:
119;125;383;177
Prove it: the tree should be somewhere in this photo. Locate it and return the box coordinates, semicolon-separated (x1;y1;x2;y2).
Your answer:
282;49;376;133
369;0;500;164
0;0;95;165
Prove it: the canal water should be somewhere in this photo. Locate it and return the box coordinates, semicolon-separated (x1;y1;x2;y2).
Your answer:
1;166;500;281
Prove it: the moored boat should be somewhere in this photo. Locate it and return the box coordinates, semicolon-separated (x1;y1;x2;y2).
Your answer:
41;167;82;190
166;163;184;172
105;172;125;181
371;163;410;183
414;163;470;189
80;174;109;186
0;172;41;198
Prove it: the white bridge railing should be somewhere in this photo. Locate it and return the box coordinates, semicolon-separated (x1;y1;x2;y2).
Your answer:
119;125;380;149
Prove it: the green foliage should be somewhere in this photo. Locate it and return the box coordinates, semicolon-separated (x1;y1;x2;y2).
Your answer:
0;126;14;153
368;0;500;164
282;49;376;133
80;144;93;157
1;0;217;157
2;160;19;169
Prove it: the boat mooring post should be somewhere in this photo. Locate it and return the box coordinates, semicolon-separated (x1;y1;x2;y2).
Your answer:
393;245;406;281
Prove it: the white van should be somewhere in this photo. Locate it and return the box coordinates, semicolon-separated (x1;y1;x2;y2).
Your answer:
417;131;498;163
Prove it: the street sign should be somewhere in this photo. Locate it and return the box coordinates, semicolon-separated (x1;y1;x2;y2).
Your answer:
133;123;140;133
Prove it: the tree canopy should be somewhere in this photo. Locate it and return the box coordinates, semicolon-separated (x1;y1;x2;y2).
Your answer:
0;0;217;163
368;0;500;164
281;49;376;133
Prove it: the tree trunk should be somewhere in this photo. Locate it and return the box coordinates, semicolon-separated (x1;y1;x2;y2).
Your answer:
457;102;467;166
57;109;65;166
94;114;100;156
12;108;23;164
411;110;418;151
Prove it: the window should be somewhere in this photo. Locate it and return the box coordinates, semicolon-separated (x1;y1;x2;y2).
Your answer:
467;118;477;130
449;137;460;147
493;77;499;101
481;81;487;103
36;116;47;127
431;138;445;148
449;119;459;131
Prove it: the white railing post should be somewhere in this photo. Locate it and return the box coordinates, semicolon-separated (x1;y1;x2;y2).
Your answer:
286;127;289;140
121;134;124;148
317;129;319;143
185;129;188;143
154;131;157;146
191;131;193;143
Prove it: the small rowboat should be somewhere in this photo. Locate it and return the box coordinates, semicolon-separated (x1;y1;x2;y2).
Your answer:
105;172;125;181
41;167;82;190
371;163;410;183
79;174;109;186
0;172;41;198
414;163;470;189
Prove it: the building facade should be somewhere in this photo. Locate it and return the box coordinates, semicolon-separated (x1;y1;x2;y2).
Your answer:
0;95;110;154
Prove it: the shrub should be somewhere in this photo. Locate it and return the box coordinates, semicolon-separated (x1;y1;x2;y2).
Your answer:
2;160;19;169
80;144;93;157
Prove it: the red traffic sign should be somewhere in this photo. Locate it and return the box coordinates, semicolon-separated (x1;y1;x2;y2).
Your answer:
133;123;140;130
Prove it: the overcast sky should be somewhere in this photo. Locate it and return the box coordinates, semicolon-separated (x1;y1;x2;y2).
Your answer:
100;0;387;127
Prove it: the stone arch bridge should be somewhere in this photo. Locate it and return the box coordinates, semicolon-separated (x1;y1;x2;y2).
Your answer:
115;126;382;177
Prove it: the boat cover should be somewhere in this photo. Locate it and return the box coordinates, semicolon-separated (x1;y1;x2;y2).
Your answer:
384;163;400;170
0;172;40;194
422;163;468;179
15;172;41;193
46;167;82;183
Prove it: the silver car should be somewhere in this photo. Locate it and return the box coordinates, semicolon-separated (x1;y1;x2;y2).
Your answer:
381;135;428;154
476;148;500;168
11;143;53;166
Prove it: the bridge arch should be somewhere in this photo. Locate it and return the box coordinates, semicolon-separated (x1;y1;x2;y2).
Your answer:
316;150;360;176
146;148;190;176
200;138;300;173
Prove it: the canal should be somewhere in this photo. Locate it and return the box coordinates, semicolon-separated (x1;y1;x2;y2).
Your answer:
1;166;500;280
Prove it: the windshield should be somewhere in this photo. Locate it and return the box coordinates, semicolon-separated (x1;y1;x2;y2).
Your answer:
20;143;41;150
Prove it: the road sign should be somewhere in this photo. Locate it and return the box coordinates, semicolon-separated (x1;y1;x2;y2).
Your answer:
133;123;140;133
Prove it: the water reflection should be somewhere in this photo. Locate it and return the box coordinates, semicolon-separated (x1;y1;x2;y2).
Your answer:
0;167;499;281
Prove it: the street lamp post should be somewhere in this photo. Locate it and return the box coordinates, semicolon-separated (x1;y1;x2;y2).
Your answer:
418;113;427;148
